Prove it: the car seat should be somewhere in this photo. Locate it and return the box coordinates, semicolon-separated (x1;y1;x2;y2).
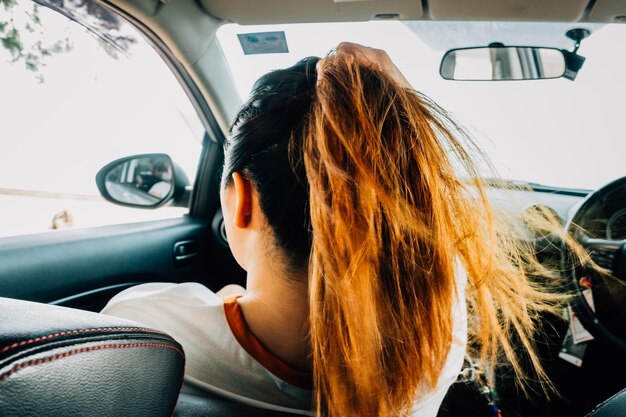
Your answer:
0;297;185;417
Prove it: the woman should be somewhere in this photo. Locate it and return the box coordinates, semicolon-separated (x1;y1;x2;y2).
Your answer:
103;43;565;417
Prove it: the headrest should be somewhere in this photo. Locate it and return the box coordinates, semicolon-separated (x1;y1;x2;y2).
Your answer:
0;297;185;417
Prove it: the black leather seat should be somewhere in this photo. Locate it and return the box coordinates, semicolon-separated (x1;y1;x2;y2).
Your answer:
0;297;185;417
175;393;307;417
586;387;626;417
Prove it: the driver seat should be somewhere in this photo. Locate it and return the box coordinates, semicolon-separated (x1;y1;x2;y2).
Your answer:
0;297;185;417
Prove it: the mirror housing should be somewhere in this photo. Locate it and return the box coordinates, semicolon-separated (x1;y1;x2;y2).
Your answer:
440;45;566;81
96;153;191;209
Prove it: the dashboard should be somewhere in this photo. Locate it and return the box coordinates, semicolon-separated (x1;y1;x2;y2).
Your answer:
485;185;586;232
487;180;626;242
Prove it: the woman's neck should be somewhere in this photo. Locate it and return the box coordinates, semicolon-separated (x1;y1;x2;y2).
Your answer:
236;260;311;373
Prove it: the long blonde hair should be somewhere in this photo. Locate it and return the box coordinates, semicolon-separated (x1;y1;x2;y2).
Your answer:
305;53;567;417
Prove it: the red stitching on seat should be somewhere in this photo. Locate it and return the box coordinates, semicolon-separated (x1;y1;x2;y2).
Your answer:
0;342;185;383
0;327;169;355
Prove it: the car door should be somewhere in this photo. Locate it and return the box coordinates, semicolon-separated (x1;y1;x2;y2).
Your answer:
0;0;243;311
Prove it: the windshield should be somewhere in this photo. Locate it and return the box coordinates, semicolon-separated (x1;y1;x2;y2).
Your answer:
217;21;626;191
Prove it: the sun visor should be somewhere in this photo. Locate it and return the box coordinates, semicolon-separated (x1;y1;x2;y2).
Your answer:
589;0;626;22
428;0;588;22
200;0;422;24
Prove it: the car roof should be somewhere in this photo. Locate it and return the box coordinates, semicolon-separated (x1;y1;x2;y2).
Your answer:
199;0;625;24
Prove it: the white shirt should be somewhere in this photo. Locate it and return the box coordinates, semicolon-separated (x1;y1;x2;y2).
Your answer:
101;269;467;416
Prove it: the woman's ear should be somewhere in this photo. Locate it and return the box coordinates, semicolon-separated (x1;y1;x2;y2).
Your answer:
231;172;253;229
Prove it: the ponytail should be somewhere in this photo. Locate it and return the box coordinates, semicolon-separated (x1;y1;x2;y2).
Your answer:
305;54;458;416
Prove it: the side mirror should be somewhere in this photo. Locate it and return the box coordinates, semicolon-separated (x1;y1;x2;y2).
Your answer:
440;45;566;81
96;153;191;209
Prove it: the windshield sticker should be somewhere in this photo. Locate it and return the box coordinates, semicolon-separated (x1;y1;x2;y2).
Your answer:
237;31;289;55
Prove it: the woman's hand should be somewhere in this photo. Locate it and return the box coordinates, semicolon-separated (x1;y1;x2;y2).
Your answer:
327;42;413;89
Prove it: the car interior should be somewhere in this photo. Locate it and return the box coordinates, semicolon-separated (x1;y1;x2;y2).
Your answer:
1;0;625;416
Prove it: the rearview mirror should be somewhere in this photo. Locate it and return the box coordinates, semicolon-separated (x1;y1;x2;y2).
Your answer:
440;46;566;81
96;153;190;209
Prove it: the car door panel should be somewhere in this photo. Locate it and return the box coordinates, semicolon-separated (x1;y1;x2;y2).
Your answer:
0;216;243;311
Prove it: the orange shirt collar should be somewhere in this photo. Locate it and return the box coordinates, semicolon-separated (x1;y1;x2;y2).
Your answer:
223;295;312;390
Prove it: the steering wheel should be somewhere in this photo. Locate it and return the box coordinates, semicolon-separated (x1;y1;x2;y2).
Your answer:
562;176;626;352
561;177;626;351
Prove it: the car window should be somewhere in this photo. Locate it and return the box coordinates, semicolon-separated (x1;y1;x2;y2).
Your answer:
0;0;204;237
